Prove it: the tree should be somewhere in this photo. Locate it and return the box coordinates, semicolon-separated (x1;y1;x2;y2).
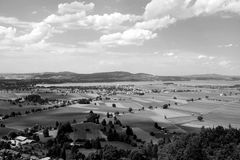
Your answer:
128;107;133;113
163;104;169;109
87;152;101;160
57;122;73;135
10;112;16;117
112;103;116;108
75;152;85;160
108;120;113;126
60;146;66;160
92;138;102;149
102;145;122;160
43;128;49;137
85;111;100;123
33;134;40;142
8;131;18;139
198;115;203;121
154;122;159;129
126;126;133;136
129;150;147;160
84;140;92;149
55;121;59;128
72;119;77;124
0;141;11;149
101;119;107;126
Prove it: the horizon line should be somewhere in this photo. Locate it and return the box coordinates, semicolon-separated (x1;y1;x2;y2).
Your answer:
0;71;240;77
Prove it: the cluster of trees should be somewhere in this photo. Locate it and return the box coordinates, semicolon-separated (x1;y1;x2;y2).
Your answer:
86;145;130;160
70;126;240;160
0;141;11;149
154;123;167;133
1;111;22;120
1;103;67;120
74;138;102;150
101;119;139;147
84;143;159;160
77;98;91;104
0;79;34;90
45;122;74;159
162;103;170;109
85;111;100;123
11;94;49;105
158;126;240;160
46;143;67;159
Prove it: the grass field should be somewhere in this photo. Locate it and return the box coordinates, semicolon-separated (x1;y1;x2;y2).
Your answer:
0;100;50;115
3;107;88;130
70;122;106;141
0;127;19;137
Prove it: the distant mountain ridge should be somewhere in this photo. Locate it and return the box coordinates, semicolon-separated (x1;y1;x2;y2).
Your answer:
0;71;240;82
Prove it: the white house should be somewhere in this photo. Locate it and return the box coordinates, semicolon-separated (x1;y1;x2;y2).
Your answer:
11;136;34;147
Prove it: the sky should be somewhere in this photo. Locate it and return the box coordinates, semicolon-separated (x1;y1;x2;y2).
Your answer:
0;0;240;76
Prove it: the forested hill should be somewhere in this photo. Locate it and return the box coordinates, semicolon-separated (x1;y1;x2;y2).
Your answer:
0;71;240;82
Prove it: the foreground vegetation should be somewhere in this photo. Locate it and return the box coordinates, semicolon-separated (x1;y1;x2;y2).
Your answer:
2;124;239;160
70;126;240;160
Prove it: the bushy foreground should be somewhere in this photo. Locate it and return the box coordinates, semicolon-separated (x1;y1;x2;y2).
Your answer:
83;126;240;160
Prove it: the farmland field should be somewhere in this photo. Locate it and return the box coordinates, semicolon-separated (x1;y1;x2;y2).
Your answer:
1;80;240;141
3;107;89;130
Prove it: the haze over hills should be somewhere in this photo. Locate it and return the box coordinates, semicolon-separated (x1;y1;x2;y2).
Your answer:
0;71;240;82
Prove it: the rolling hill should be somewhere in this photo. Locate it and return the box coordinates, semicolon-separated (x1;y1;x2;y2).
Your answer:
0;71;240;82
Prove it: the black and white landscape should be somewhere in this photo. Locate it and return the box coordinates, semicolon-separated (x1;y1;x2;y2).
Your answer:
0;0;240;160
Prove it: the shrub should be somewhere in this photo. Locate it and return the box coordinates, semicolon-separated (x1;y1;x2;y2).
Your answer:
150;132;155;136
198;116;203;121
43;128;49;137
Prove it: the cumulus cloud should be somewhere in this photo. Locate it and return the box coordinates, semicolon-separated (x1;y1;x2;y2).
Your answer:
58;1;94;14
219;60;231;67
217;43;238;48
163;52;175;56
144;0;240;20
198;55;215;60
99;28;157;46
0;26;16;40
96;15;176;47
15;22;52;44
85;13;141;31
44;6;140;32
0;22;52;49
32;11;37;14
0;16;33;29
44;12;86;25
162;52;179;59
198;55;207;59
135;16;176;31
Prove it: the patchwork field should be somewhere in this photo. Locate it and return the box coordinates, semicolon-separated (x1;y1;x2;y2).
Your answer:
1;80;240;143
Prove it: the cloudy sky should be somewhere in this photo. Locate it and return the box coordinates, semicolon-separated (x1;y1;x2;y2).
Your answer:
0;0;240;75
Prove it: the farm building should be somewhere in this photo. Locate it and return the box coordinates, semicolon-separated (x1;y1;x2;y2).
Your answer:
10;136;34;146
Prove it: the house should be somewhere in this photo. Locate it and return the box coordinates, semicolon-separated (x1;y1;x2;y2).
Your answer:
11;136;34;147
16;136;27;141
